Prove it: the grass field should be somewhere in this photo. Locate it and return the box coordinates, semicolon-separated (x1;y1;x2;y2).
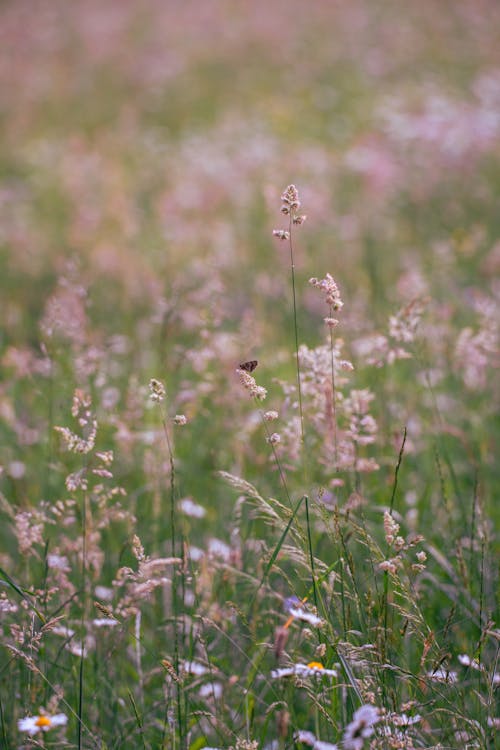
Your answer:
0;1;499;748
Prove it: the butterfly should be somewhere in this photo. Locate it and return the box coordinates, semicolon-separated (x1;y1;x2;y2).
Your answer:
239;360;258;373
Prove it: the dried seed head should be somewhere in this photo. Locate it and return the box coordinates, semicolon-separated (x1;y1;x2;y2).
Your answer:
267;432;281;444
279;184;303;220
383;511;400;545
131;534;145;562
236;368;267;400
263;410;279;421
273;229;290;240
310;273;344;311
149;378;166;402
276;710;290;738
315;642;327;658
274;626;289;660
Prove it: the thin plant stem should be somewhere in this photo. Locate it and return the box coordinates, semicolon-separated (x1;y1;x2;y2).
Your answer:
160;412;186;750
77;488;87;750
135;611;144;706
327;306;338;469
128;689;147;750
258;408;293;510
288;211;305;447
304;497;318;611
0;693;6;750
389;427;407;515
478;532;485;653
469;471;479;596
382;428;407;668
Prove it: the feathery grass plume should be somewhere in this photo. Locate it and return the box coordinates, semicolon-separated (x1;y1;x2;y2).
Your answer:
236;366;268;401
352;297;428;368
309;274;344;469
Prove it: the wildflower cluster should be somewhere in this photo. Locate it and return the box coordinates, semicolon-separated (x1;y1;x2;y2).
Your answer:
54;389;97;454
236;366;267;400
354;298;428;367
454;296;499;389
112;535;181;617
295;704;379;750
379;510;425;575
274;183;307;227
309;273;344;328
342;389;379;471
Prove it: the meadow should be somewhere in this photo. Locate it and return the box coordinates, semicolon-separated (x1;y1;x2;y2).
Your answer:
0;1;499;748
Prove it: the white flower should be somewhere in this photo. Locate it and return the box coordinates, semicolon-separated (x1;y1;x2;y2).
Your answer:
198;681;223;699
92;618;118;628
65;636;95;658
18;713;67;736
188;545;204;562
267;432;281;445
0;595;17;613
207;538;231;561
391;713;421;726
180;497;206;518
183;660;209;676
271;661;338;679
343;705;379;750
51;625;76;638
458;653;482;670
294;729;338;749
47;553;71;571
295;730;317;746
288;606;323;627
427;667;458;683
95;585;114;601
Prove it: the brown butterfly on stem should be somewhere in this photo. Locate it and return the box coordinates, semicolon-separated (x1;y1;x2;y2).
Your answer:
239;360;258;373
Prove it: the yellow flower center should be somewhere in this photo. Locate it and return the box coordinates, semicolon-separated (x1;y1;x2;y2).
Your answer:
35;716;52;728
307;661;324;670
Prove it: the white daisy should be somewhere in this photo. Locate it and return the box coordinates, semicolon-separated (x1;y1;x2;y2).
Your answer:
294;729;338;749
427;667;458;683
343;704;380;750
18;713;67;736
288;606;323;627
271;661;338;679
